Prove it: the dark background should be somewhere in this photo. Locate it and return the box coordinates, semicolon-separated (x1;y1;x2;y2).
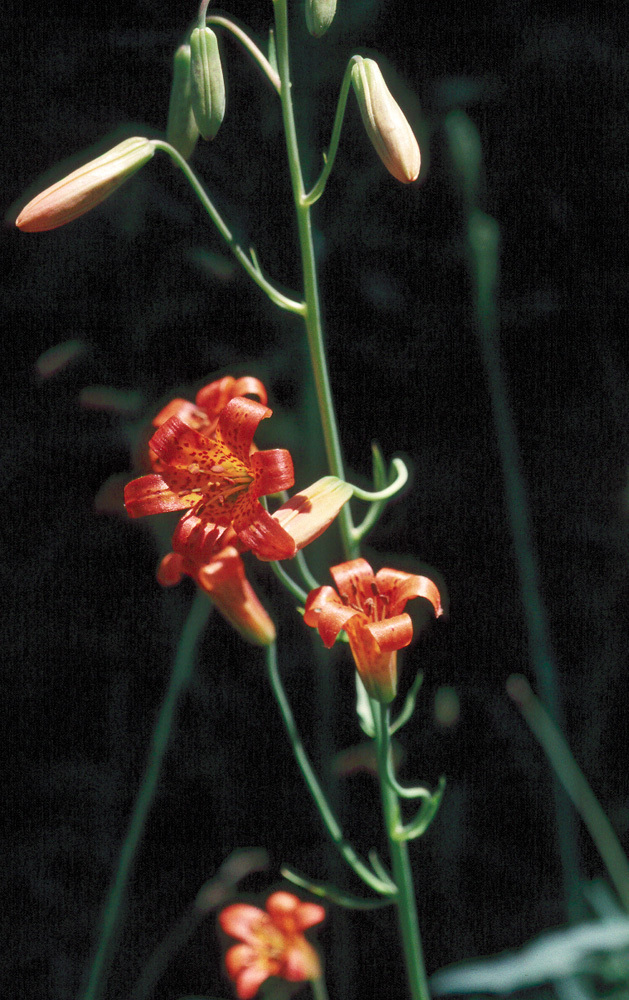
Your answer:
3;1;628;998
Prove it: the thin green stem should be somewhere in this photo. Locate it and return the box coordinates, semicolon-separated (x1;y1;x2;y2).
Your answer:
272;0;356;559
508;674;629;913
154;141;305;314
207;15;281;92
374;702;431;1000
303;57;358;206
465;206;582;920
80;592;211;1000
311;975;330;1000
270;558;308;604
265;643;396;895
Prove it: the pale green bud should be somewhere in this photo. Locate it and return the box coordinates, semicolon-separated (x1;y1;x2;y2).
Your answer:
305;0;337;37
190;27;226;141
166;44;199;161
351;57;421;183
16;137;155;232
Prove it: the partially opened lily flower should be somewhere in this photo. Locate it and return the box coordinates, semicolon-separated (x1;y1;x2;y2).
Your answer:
219;892;325;999
124;396;297;559
158;513;276;646
304;558;443;703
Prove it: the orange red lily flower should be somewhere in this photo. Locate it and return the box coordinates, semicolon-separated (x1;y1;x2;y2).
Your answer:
125;376;352;562
125;394;297;559
219;892;325;999
304;558;443;703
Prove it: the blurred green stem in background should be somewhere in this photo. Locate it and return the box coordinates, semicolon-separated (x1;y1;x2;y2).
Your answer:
80;592;212;1000
508;674;629;913
444;108;583;921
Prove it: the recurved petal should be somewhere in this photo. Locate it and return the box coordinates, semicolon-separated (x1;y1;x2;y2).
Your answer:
152;398;207;430
330;558;376;605
251;449;295;498
216;397;272;464
367;613;413;652
282;937;322;982
376;568;443;618
235;503;296;561
156;552;185;586
171;512;228;564
149;416;213;469
196;375;268;416
233;961;273;1000
304;591;363;648
124;473;191;517
220;904;267;942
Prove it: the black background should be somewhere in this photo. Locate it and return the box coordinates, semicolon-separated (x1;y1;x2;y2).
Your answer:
3;1;629;998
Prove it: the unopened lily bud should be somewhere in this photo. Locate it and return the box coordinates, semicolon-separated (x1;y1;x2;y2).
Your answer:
305;0;337;37
351;57;420;184
16;137;155;233
190;27;226;141
167;44;199;160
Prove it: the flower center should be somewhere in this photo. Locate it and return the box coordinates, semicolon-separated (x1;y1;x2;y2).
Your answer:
341;578;390;622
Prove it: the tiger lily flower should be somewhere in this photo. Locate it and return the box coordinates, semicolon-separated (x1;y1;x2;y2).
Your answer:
158;513;276;646
124;396;297;559
304;558;443;703
219;892;325;999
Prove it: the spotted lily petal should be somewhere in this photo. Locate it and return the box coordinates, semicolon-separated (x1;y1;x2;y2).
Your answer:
124;473;191;517
235;505;296;561
216;397;272;465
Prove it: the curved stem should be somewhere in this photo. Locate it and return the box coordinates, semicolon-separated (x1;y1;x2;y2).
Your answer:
270;558;308;604
374;702;431;1000
272;0;357;559
379;714;432;801
303;56;359;206
265;643;396;895
294;549;320;592
154;141;305;314
207;15;281;92
80;592;212;1000
351;457;409;501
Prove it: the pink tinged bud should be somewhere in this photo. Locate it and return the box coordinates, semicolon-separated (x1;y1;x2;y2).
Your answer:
190;27;226;141
271;476;353;553
16;137;156;233
305;0;337;37
350;57;421;183
167;44;200;160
